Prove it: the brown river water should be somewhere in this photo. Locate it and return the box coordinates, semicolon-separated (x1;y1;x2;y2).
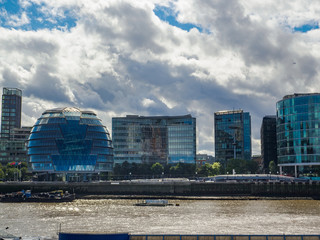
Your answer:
1;199;320;239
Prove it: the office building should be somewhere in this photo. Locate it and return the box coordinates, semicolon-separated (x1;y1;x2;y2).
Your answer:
0;127;31;164
277;93;320;177
260;115;277;171
1;88;22;139
214;110;251;164
27;107;113;181
112;115;196;165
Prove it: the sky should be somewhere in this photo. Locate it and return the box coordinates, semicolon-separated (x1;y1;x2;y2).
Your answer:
0;0;320;157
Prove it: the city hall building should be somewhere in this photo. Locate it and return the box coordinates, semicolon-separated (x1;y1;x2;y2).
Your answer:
277;93;320;177
112;115;196;165
27;107;113;181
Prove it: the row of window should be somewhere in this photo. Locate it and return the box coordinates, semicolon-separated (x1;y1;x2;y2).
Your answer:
277;112;320;123
277;104;320;115
277;129;320;140
2;109;16;112
278;155;320;164
2;113;16;117
277;120;320;132
277;96;320;108
278;146;320;155
278;137;320;148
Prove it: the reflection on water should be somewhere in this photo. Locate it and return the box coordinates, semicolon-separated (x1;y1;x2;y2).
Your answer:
1;199;320;239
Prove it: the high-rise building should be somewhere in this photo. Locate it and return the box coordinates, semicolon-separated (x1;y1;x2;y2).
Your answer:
1;88;22;139
112;115;196;165
214;110;251;164
27;107;113;181
260;115;277;171
277;93;320;177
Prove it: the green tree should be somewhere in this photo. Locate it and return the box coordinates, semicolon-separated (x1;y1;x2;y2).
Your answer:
226;159;247;174
198;163;213;176
212;162;221;175
0;168;4;180
151;162;164;175
6;168;20;181
269;161;277;174
247;160;259;174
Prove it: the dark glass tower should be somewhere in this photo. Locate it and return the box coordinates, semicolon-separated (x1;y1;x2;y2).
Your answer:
214;110;251;164
260;115;277;171
112;115;196;165
1;88;22;139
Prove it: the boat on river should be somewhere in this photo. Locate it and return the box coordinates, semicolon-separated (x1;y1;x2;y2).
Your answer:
135;199;173;206
0;190;75;203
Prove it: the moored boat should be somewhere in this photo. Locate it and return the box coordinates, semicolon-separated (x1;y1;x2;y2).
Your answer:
135;199;173;206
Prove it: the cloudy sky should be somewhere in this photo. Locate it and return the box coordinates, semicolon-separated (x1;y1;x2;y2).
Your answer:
0;0;320;156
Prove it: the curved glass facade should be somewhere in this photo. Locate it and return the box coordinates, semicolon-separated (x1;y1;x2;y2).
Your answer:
277;94;320;167
28;107;113;179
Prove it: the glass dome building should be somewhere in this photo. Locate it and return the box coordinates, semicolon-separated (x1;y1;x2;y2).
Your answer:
28;107;113;181
277;93;320;177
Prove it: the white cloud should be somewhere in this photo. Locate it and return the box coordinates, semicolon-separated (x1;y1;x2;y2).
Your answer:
1;0;320;157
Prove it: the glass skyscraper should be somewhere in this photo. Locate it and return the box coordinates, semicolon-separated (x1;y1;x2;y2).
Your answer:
214;110;251;163
277;93;320;177
1;88;22;139
112;115;196;165
28;107;113;181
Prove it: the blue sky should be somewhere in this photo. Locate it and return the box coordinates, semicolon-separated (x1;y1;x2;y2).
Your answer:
0;0;76;30
0;0;320;156
293;24;319;33
153;5;202;32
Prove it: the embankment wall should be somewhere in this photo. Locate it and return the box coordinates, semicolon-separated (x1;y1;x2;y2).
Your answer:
1;181;320;197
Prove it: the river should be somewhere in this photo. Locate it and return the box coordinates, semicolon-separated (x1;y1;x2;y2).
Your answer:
1;199;320;239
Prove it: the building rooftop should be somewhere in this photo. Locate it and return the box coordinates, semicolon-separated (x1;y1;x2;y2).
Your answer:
282;93;320;100
3;87;22;96
215;110;243;115
116;114;193;119
43;107;96;115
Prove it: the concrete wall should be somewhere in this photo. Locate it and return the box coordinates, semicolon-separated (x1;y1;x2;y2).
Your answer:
0;181;320;197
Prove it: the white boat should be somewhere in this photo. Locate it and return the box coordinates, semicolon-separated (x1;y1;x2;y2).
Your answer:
134;199;172;206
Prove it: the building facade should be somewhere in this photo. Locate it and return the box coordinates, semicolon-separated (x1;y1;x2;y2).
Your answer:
112;115;196;165
0;127;31;164
260;115;277;171
1;88;22;139
277;93;320;177
27;107;113;181
214;110;251;164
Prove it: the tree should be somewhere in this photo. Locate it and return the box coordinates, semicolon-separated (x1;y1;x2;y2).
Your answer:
198;163;213;176
0;168;4;180
212;162;221;175
247;160;259;174
269;161;277;174
6;168;20;181
151;163;164;175
226;159;247;174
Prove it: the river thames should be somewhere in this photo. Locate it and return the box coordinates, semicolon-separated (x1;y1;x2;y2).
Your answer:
1;199;320;239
